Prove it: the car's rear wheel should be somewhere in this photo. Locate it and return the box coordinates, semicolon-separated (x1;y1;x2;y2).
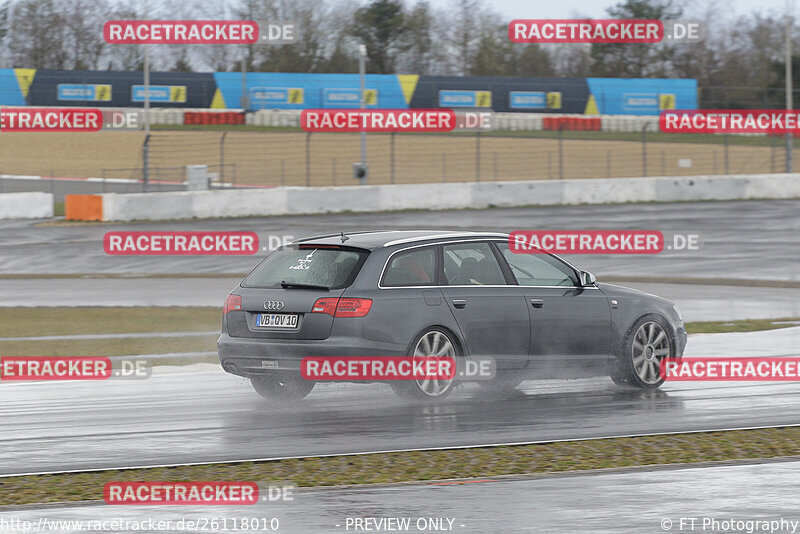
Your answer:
391;328;458;401
250;374;315;401
612;315;672;389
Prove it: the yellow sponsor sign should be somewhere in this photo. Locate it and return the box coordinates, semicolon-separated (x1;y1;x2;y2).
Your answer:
475;91;492;108
546;92;562;109
659;93;676;110
170;86;187;103
364;89;378;105
288;88;304;104
94;84;112;101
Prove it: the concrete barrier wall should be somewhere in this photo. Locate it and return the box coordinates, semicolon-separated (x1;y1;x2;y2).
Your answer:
0;192;54;219
93;173;800;222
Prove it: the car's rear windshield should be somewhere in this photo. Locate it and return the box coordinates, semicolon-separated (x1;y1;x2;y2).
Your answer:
242;245;369;289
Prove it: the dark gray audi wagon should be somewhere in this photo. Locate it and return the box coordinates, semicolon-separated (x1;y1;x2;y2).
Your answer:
218;230;686;401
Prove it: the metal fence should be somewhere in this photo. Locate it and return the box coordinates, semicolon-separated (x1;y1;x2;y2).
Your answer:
141;129;791;188
0;128;792;196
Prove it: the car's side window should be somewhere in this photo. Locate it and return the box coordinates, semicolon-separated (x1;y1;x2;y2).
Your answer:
382;247;436;287
442;242;506;285
496;242;579;287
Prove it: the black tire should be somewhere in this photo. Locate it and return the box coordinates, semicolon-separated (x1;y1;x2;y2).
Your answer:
612;314;673;389
250;374;315;401
390;328;459;402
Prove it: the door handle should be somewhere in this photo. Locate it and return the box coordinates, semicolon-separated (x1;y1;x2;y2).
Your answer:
530;298;544;308
452;299;467;309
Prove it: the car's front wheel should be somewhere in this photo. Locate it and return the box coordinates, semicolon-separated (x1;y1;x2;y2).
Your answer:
250;374;315;401
391;328;458;401
611;315;673;389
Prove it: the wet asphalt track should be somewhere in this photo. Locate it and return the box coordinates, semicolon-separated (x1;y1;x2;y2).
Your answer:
1;326;798;477
0;200;797;475
1;200;799;528
1;199;798;281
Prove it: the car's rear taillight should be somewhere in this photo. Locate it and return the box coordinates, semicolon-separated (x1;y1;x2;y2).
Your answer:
312;297;338;316
334;298;372;317
223;294;242;314
311;297;372;317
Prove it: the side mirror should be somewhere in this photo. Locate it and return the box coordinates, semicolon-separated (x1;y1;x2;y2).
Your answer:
580;271;596;286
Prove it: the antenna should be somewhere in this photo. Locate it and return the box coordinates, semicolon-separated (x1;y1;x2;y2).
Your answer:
340;232;349;243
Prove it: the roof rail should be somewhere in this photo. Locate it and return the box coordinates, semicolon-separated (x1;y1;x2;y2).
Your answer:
382;231;509;247
291;230;389;244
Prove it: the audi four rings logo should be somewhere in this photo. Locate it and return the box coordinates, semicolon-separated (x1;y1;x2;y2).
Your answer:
264;300;285;310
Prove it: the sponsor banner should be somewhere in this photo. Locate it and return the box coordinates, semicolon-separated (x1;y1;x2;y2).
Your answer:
301;356;457;381
57;83;112;102
250;87;304;106
662;358;800;381
660;110;800;134
1;357;112;380
0;108;102;132
509;231;664;254
322;88;378;108
509;91;546;109
104;20;259;44
438;90;492;108
301;109;456;132
104;482;259;505
622;93;659;114
509;91;562;110
131;85;186;103
509;19;663;43
104;231;259;255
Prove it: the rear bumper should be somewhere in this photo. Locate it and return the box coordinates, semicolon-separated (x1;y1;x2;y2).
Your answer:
217;333;407;377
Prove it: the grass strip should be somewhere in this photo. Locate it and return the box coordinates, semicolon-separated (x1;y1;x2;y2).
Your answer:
0;335;217;358
0;307;221;338
2;426;800;506
1;306;797;339
685;318;800;334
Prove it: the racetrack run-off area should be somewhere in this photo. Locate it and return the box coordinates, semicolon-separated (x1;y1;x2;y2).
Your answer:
0;130;792;186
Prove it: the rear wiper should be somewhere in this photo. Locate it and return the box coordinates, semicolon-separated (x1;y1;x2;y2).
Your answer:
280;281;330;290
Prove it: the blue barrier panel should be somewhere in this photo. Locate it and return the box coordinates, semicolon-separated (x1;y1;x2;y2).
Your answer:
0;69;27;106
214;72;406;110
586;78;697;115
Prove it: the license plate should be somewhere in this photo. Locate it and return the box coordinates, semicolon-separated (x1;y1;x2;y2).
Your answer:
256;313;299;328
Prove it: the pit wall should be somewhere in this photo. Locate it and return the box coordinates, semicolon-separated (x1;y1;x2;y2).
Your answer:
0;192;54;219
63;174;800;222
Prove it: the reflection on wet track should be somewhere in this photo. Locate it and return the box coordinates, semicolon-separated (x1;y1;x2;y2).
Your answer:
2;351;799;476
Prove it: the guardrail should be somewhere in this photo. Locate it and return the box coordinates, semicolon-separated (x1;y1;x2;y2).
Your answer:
64;173;800;222
0;192;54;219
